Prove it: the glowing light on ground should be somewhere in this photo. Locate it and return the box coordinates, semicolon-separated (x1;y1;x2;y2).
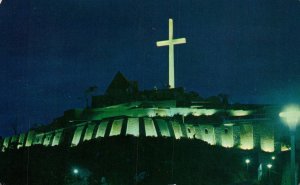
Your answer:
245;159;250;164
73;168;79;174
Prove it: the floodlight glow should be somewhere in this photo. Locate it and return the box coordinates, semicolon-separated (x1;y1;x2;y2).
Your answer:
147;111;156;118
279;105;300;128
239;124;254;150
230;110;251;117
271;156;275;160
126;118;139;137
267;164;272;169
280;105;299;185
224;123;234;126
204;109;217;116
144;118;157;137
73;168;79;174
71;126;84;146
245;159;250;164
192;112;200;116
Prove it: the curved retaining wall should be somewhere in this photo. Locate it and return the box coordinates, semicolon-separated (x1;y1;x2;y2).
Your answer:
0;116;276;153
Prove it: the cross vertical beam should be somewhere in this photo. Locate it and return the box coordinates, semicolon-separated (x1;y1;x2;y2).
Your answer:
156;18;186;89
169;19;174;89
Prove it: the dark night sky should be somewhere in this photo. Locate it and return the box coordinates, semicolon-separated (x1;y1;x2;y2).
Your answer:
0;0;299;136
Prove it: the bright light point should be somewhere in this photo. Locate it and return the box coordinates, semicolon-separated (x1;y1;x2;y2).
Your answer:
231;110;251;117
279;105;300;128
204;109;217;116
73;169;79;174
267;164;272;169
271;156;276;160
245;159;250;164
0;0;2;4
224;123;234;126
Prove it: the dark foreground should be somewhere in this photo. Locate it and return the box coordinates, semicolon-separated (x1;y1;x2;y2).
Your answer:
0;136;286;185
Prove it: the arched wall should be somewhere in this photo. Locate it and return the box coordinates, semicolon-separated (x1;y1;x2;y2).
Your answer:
1;117;277;153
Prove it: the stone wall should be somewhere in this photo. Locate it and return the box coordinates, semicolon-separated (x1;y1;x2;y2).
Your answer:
0;116;277;153
260;121;275;152
239;123;254;150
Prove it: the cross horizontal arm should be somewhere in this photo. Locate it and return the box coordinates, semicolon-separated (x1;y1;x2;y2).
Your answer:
156;40;170;47
172;38;186;45
156;38;187;47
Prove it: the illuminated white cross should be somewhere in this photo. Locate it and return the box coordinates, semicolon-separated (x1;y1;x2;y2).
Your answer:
156;18;186;89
